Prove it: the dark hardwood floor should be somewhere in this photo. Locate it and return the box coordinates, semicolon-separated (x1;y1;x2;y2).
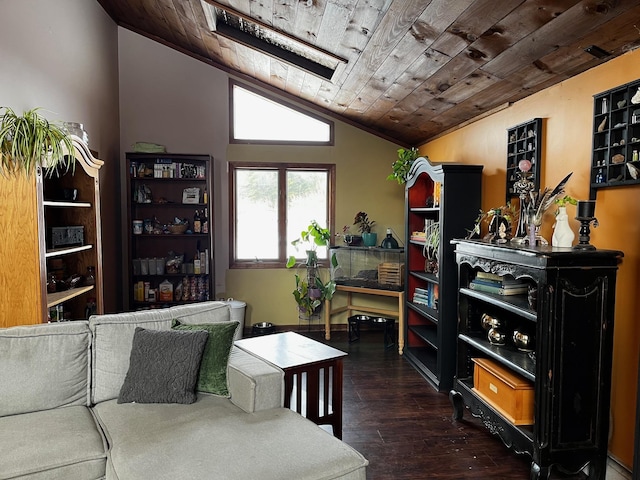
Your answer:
301;327;589;480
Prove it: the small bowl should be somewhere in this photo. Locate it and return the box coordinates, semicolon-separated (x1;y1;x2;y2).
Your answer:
168;224;187;234
481;313;501;331
513;329;535;352
371;317;393;324
487;327;506;345
349;315;371;323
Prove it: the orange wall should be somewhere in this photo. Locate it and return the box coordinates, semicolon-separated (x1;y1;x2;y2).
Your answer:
420;49;640;469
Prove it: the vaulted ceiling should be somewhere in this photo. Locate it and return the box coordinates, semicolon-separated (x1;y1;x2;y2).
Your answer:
97;0;640;146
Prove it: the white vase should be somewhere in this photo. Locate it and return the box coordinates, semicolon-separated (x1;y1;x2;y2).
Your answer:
552;206;575;248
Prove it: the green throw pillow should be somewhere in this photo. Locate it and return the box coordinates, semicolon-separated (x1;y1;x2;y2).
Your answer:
172;320;239;397
118;327;208;405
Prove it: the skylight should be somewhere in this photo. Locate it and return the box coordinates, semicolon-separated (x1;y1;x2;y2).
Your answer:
200;0;346;81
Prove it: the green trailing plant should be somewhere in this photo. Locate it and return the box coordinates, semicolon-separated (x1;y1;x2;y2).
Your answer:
286;220;338;318
555;195;577;208
0;107;74;177
387;147;419;184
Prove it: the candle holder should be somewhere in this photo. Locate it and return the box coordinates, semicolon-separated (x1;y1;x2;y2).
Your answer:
573;200;598;250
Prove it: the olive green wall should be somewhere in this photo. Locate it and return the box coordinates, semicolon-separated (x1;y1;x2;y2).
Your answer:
225;120;404;327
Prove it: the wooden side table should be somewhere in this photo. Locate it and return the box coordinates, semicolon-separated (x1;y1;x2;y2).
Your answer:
235;331;347;439
325;285;405;354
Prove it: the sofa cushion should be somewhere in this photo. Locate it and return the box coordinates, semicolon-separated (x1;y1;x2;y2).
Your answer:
0;322;90;417
93;396;368;480
118;328;208;405
172;320;238;397
89;301;230;404
0;405;106;480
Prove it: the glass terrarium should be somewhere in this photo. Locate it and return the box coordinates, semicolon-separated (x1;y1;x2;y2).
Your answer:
329;246;405;291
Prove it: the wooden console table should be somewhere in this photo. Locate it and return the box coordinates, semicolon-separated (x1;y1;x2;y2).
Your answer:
324;285;405;355
235;331;347;439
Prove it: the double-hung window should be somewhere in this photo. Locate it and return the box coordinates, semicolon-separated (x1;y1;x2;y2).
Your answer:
230;163;335;268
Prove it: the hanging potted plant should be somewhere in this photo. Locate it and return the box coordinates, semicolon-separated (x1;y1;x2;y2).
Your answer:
286;221;338;319
387;147;419;184
0;107;74;177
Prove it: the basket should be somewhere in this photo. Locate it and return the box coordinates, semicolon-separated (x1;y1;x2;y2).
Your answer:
378;262;405;286
168;224;187;234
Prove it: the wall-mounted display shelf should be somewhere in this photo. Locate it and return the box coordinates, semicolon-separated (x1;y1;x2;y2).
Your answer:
591;78;640;197
506;118;542;203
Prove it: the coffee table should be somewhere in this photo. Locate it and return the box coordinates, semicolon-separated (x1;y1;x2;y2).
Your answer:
235;331;347;439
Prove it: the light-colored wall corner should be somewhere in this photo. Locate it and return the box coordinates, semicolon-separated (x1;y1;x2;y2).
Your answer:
0;0;121;311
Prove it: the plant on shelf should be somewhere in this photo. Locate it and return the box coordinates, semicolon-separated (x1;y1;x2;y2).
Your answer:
354;211;378;246
0;107;74;177
353;211;375;234
423;221;440;274
286;221;338;319
387;147;419;184
554;195;577;209
467;203;519;240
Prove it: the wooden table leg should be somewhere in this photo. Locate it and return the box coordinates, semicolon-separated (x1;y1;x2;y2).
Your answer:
398;290;405;355
333;358;343;439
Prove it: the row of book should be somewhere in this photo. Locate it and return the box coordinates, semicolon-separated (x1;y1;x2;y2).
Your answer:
468;271;529;296
413;284;439;310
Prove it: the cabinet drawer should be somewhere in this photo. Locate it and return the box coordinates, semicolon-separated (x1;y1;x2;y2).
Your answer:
472;357;533;425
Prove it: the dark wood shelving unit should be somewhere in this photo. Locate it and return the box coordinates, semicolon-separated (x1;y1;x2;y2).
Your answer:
124;153;214;310
403;158;482;391
450;239;622;479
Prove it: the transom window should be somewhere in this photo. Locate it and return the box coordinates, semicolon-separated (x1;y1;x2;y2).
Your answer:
230;81;334;145
230;162;335;268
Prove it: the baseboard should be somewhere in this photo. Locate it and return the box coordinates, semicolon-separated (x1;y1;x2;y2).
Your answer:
605;455;632;480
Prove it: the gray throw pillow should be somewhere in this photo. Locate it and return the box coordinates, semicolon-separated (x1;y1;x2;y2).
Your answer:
172;320;239;397
117;327;208;404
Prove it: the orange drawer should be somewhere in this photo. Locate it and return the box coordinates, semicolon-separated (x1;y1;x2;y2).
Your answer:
472;357;534;425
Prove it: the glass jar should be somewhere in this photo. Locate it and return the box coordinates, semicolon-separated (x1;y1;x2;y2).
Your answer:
86;266;96;286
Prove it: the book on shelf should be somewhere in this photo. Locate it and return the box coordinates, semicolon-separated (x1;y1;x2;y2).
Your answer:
412;284;439;309
411;231;426;242
474;272;524;286
468;280;528;296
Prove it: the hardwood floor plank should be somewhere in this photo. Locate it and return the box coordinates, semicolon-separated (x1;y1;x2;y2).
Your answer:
298;328;591;479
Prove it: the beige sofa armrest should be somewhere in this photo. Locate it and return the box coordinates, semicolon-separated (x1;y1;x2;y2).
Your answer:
227;347;284;413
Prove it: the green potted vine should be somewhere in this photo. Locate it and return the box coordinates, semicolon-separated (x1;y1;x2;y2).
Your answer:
387;147;419;184
0;107;74;177
286;221;338;319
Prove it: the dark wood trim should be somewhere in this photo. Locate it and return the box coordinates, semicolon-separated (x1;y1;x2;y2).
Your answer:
228;161;335;269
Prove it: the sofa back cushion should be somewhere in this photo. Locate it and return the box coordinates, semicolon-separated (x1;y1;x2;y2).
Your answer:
89;301;230;404
0;321;91;417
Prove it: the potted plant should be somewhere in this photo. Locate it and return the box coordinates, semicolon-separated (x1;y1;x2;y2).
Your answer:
387;147;419;184
286;221;338;319
0;107;74;177
353;211;377;246
424;221;440;274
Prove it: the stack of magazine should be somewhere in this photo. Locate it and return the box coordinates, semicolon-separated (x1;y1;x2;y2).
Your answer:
469;272;528;296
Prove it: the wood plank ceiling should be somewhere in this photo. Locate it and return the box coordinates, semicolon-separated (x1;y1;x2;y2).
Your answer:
97;0;640;146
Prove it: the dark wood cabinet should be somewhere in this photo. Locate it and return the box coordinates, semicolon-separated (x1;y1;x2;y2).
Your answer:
591;78;640;197
124;153;214;310
403;158;482;391
450;239;622;479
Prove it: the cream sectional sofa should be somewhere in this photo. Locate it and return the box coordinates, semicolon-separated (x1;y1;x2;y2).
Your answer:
0;301;368;479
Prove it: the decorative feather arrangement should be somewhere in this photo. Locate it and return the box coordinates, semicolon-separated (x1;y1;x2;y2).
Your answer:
526;172;573;225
